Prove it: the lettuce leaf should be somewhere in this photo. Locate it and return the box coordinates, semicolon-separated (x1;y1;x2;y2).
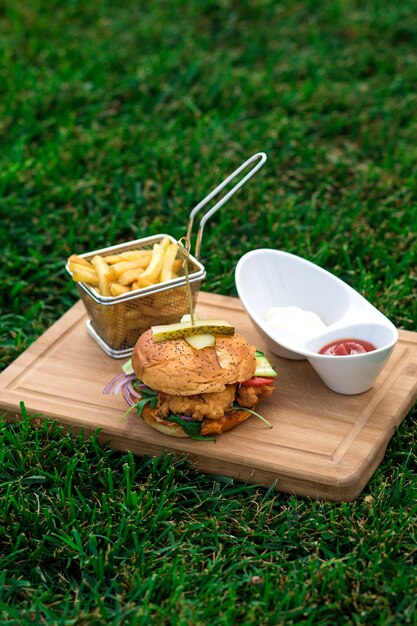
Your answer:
135;384;158;416
167;415;216;441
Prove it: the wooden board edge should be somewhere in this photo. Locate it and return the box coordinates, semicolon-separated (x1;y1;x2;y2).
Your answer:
1;399;384;502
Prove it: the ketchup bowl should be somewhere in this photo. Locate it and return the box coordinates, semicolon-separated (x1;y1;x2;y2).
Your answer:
303;322;398;394
235;248;398;394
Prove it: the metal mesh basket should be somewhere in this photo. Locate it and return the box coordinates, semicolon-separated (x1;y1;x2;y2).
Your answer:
66;152;267;358
67;234;205;358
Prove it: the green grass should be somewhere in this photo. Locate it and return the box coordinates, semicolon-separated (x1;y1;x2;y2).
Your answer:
1;0;417;623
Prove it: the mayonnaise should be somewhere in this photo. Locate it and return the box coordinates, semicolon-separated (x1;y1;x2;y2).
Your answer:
265;306;326;339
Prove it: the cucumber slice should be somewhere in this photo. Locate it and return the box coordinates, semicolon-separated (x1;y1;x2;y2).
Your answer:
152;319;234;341
122;358;134;375
185;333;216;349
255;351;277;377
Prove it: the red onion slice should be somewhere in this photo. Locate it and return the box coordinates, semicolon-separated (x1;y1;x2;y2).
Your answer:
103;372;141;400
103;372;126;395
127;381;142;400
178;414;198;422
122;383;137;407
113;373;137;395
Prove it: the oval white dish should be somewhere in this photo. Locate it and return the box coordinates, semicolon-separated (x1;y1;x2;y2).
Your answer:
235;249;398;394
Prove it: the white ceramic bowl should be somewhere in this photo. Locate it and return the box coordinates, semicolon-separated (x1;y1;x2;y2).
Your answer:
235;249;398;395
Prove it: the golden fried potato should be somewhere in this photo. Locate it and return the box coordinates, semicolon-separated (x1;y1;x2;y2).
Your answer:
159;242;179;283
132;243;165;288
91;255;113;296
71;266;99;287
104;250;152;264
111;257;152;277
118;267;145;286
110;283;130;296
160;236;171;253
68;254;92;268
131;277;154;290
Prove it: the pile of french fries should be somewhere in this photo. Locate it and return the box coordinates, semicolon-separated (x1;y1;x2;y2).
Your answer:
68;236;182;297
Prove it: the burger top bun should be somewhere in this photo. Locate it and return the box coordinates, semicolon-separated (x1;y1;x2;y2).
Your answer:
132;329;257;395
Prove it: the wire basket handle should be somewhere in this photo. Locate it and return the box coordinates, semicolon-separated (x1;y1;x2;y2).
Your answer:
186;152;267;259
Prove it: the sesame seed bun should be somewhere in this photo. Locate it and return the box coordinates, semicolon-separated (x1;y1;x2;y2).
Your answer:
132;330;257;396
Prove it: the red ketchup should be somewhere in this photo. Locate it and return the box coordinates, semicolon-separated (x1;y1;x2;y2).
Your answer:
319;339;377;356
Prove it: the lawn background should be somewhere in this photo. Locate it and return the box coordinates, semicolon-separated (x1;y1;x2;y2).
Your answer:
1;0;417;624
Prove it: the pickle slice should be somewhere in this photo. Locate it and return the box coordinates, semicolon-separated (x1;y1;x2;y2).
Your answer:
151;319;234;341
185;334;216;349
180;314;199;323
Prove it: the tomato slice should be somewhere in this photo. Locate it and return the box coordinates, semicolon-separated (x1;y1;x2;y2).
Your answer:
242;377;275;386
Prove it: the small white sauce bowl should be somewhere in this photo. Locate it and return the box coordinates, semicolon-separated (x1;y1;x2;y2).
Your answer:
235;249;398;395
303;322;397;394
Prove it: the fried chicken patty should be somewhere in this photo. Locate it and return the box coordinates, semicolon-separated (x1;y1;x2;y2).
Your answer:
155;385;237;421
154;382;275;422
236;382;275;407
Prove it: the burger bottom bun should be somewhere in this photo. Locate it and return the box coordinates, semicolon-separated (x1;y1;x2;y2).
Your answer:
140;404;254;438
141;405;189;438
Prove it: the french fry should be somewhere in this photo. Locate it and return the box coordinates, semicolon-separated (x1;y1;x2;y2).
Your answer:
69;261;93;275
118;267;145;286
104;250;152;264
159;242;179;283
131;277;154;290
111;257;152;278
108;266;117;281
110;283;130;296
160;236;172;253
71;266;99;287
91;255;113;296
68;254;92;268
132;243;165;288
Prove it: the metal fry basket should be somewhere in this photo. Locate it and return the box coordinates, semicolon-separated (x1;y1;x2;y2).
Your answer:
66;152;267;358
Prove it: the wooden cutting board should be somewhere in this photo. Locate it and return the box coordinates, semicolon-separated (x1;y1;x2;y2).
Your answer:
1;292;417;501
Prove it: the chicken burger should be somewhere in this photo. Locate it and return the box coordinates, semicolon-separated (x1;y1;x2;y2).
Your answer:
120;322;277;439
